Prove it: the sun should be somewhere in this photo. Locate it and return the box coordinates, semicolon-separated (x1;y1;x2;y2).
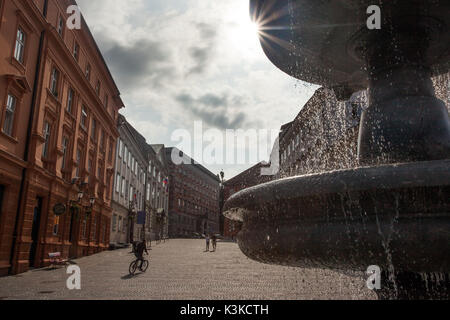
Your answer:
225;1;261;53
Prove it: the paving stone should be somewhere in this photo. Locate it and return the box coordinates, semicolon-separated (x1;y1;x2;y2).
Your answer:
0;240;376;300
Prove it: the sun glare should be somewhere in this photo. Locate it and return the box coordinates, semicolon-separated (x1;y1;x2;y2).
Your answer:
226;2;261;54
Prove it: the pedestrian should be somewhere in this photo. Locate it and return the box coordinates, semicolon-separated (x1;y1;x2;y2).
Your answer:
205;234;210;252
211;234;217;252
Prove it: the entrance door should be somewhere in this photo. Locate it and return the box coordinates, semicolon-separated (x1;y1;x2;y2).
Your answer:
68;208;80;258
0;186;4;222
29;197;43;267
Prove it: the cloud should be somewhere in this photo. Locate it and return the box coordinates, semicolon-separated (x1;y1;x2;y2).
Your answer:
103;39;174;89
76;0;318;178
195;22;217;40
187;22;218;75
174;92;248;129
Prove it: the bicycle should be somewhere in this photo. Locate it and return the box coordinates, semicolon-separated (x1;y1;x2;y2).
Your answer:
129;257;149;275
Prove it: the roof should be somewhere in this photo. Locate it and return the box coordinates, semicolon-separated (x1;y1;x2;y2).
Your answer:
225;162;269;185
164;147;220;182
71;0;124;108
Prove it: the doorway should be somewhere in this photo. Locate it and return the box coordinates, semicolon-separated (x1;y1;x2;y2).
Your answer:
29;197;43;267
68;208;80;258
0;186;4;223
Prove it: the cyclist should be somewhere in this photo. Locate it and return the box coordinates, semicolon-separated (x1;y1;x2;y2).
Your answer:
135;241;148;267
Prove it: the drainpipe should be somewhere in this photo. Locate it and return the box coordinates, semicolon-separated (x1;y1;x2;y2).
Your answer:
9;0;48;274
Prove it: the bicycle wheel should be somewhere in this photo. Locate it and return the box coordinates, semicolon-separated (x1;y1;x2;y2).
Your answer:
140;260;149;272
129;260;138;275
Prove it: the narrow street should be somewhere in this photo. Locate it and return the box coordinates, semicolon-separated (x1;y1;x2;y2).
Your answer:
0;240;375;300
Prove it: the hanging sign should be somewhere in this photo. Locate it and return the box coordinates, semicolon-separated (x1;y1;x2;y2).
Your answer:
53;203;67;216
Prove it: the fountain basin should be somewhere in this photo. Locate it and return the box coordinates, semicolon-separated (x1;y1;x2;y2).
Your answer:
250;0;450;97
224;160;450;274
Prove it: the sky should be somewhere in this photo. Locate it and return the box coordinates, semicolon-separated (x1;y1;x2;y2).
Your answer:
76;0;318;179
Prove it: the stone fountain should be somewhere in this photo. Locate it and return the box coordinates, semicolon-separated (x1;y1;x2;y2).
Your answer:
224;0;450;299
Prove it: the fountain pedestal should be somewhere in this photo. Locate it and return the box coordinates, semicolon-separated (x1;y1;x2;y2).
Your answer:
352;16;450;164
224;0;450;299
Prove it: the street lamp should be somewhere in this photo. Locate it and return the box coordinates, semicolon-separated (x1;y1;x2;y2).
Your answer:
77;191;84;202
218;170;225;236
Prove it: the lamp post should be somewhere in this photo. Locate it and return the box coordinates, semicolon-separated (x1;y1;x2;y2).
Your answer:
218;170;225;236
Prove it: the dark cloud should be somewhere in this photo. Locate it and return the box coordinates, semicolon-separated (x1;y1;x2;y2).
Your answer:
174;93;248;129
198;93;228;108
195;22;217;40
187;22;218;76
103;38;174;89
188;46;211;74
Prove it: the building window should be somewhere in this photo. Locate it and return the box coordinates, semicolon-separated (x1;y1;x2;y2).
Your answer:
104;94;108;109
108;139;113;162
118;139;123;158
67;87;74;113
85;64;91;80
96;80;101;96
73;42;79;61
2;94;16;136
116;174;121;193
121;176;125;195
14;28;26;63
91;215;97;239
61;136;69;170
82;217;87;239
76;148;82;177
57;16;65;37
42;121;51;159
81;106;88;129
53;215;60;235
50;67;59;97
112;214;117;231
100;130;105;150
91;118;97;140
118;216;122;232
97;162;103;180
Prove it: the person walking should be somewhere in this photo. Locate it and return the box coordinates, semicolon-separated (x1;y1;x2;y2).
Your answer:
205;234;210;252
211;234;217;252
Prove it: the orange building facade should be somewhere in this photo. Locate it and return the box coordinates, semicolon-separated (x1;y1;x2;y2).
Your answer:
0;0;123;275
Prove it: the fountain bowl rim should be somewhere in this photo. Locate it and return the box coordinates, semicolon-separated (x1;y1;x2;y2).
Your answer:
223;159;450;221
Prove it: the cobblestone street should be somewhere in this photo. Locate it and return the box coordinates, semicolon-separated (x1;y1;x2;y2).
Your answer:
0;240;375;300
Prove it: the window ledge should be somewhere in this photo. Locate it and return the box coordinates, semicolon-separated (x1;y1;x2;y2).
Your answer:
42;158;56;165
46;88;60;102
64;109;76;121
10;57;26;74
0;131;19;144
